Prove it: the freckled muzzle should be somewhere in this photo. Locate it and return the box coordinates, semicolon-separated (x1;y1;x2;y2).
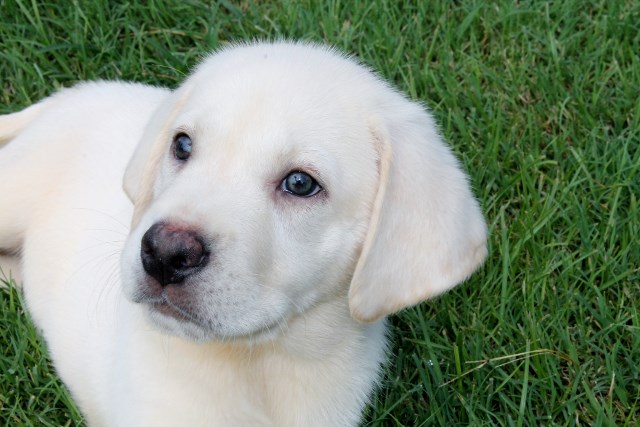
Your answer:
140;222;209;286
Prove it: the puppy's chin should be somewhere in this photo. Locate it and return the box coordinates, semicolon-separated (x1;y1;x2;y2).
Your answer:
145;306;215;342
142;304;288;344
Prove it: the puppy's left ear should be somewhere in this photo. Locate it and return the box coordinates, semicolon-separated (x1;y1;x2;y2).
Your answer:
123;86;192;226
349;101;488;323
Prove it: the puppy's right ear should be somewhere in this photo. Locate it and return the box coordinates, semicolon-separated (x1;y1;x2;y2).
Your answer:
123;88;190;226
348;104;487;323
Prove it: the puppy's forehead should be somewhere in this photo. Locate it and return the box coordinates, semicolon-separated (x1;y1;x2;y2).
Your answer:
185;44;378;121
176;44;381;161
191;43;374;93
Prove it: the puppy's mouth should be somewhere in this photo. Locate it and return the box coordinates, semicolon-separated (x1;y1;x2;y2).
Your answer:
133;285;202;326
130;277;291;342
138;290;289;343
151;300;191;322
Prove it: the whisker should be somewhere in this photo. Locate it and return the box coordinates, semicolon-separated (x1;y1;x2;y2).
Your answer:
71;207;130;231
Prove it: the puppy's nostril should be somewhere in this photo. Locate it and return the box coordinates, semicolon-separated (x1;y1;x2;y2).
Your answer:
142;241;154;256
171;255;188;270
170;253;199;270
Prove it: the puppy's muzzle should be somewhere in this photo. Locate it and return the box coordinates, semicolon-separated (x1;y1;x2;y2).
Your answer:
140;222;209;286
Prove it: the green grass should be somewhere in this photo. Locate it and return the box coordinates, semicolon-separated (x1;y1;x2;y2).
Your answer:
1;0;638;425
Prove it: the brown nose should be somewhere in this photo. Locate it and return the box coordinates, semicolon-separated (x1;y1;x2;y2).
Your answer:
140;222;209;286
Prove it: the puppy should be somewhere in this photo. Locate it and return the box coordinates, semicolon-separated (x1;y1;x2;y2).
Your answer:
0;42;487;426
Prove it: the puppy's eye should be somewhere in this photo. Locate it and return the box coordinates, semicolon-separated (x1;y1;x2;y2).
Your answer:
173;133;192;161
280;171;322;197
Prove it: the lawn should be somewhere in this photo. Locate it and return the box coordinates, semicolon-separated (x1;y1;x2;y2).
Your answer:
1;0;638;425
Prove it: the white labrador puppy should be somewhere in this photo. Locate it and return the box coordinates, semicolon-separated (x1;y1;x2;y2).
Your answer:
0;42;487;426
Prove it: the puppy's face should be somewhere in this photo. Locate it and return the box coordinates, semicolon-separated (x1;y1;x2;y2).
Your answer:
121;49;380;341
122;43;488;342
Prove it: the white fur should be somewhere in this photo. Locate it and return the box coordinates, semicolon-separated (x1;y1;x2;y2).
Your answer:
0;42;487;426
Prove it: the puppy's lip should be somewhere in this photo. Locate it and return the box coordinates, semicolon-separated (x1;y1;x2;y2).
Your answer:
132;284;201;325
151;300;192;322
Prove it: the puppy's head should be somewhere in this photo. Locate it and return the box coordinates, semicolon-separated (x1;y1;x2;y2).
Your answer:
121;42;487;341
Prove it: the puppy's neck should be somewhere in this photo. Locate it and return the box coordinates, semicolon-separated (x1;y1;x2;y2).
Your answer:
239;296;389;425
129;294;388;425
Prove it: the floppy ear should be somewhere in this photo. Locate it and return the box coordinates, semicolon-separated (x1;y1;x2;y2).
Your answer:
123;87;192;226
348;102;488;323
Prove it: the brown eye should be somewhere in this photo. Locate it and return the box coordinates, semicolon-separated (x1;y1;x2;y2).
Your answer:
173;133;192;161
280;171;322;197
